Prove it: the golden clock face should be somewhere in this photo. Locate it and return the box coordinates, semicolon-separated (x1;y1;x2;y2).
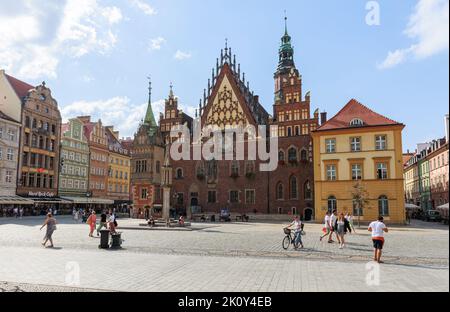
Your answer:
206;76;248;129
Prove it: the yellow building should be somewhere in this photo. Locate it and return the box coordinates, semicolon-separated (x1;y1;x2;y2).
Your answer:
106;127;131;207
312;99;406;224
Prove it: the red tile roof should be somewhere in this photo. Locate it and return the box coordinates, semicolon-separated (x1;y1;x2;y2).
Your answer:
5;74;35;99
316;99;402;131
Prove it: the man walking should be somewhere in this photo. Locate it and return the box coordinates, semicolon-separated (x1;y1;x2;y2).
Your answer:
320;211;332;242
368;216;389;264
330;210;340;244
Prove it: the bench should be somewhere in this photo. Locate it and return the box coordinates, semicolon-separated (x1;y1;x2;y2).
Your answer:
235;215;250;222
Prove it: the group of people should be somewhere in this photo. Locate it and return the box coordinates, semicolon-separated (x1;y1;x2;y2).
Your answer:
39;208;119;248
285;211;389;263
85;209;118;237
320;210;355;248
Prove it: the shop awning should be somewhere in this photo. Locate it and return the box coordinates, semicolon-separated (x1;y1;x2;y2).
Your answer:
0;196;34;205
437;203;449;210
61;197;114;205
30;197;72;204
405;203;420;210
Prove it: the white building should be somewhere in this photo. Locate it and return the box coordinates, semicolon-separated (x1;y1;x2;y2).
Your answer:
0;111;21;196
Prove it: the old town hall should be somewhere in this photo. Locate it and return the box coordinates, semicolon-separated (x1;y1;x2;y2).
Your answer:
131;19;324;220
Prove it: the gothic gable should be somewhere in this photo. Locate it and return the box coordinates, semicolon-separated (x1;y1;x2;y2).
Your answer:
205;74;249;129
202;63;263;130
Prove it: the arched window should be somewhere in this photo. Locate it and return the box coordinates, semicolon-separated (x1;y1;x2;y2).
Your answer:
276;183;284;200
295;126;300;136
176;168;183;179
288;147;297;162
290;176;298;199
278;150;285;162
304;181;312;200
350;118;364;127
328;196;337;213
378;196;389;216
300;149;308;161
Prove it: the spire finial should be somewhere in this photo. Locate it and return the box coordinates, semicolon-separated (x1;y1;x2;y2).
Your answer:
147;76;152;99
225;38;228;50
284;11;288;35
169;81;174;98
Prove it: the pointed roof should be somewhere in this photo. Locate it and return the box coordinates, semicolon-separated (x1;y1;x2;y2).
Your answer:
144;78;157;129
5;73;35;99
316;99;403;132
199;44;269;127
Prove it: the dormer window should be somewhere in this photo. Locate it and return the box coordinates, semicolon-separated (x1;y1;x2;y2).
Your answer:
350;118;364;127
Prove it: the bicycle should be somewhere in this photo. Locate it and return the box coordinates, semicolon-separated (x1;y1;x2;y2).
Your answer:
282;228;299;250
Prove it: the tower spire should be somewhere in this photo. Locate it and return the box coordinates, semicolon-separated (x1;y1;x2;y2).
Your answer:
277;13;295;72
144;76;157;130
284;10;288;35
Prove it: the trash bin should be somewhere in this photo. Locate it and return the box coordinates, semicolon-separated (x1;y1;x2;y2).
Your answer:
99;229;110;249
111;232;122;249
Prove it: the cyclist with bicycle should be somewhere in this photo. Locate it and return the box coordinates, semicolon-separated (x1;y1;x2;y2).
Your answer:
285;215;304;249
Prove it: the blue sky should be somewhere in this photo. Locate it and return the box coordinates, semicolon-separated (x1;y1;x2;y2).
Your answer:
0;0;448;151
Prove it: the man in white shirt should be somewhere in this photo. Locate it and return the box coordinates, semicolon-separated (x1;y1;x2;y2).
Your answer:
329;210;340;244
320;211;332;242
368;216;389;264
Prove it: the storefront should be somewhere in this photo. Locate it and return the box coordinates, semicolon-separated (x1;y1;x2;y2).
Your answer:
0;196;34;217
60;197;115;212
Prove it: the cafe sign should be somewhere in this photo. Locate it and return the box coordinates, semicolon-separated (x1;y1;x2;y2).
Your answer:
28;191;56;198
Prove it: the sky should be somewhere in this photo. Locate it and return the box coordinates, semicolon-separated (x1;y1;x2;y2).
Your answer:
0;0;448;152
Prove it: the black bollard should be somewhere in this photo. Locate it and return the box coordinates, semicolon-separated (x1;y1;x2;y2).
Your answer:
99;229;110;249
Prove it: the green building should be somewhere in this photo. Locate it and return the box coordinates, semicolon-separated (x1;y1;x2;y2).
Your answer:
418;152;432;211
58;118;90;199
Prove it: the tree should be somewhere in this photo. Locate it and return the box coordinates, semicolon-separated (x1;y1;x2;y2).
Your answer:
351;181;370;228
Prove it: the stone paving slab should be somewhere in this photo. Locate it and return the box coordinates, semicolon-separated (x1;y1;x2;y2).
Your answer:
0;217;448;292
0;246;447;292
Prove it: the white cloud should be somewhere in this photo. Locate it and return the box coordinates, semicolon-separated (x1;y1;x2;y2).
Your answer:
378;46;416;70
149;37;166;51
174;50;192;60
129;0;157;16
378;0;449;69
0;0;124;79
102;6;123;24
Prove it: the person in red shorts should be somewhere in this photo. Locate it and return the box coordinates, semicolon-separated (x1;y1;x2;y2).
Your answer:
368;216;389;264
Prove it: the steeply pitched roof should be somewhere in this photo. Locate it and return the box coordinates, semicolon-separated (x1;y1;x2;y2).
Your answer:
316;99;403;131
5;73;35;99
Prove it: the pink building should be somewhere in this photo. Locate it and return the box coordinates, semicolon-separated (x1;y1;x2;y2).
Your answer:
428;139;449;208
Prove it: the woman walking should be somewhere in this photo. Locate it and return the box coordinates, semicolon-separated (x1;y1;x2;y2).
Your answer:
347;213;356;233
334;213;352;249
40;213;57;248
86;211;97;237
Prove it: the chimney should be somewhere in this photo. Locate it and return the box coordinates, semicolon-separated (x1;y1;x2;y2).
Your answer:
445;114;449;143
320;112;328;125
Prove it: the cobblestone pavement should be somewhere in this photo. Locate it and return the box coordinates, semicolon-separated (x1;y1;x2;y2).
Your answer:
0;217;448;292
